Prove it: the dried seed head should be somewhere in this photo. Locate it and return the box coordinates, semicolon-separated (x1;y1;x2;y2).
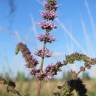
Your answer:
16;43;38;68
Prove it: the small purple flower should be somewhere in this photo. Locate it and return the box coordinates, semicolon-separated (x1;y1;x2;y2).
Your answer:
32;70;47;80
39;21;57;31
37;33;55;43
31;68;40;75
45;61;63;78
31;68;46;80
35;73;41;80
45;64;53;73
44;2;57;11
41;11;56;20
35;48;52;58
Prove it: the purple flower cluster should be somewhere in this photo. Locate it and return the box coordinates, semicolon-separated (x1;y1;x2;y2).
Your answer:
40;0;57;32
45;62;63;76
31;69;40;75
35;48;52;58
37;33;55;43
45;0;57;11
31;69;46;80
41;11;56;20
39;21;56;31
31;61;63;80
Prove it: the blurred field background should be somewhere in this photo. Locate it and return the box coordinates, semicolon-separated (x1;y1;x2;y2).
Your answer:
0;71;96;96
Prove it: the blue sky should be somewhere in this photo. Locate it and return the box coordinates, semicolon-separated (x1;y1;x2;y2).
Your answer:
0;0;96;78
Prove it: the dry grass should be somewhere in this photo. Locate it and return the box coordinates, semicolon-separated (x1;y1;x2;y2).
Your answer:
0;80;96;96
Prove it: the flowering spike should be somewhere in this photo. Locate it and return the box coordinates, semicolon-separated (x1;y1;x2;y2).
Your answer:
16;43;38;68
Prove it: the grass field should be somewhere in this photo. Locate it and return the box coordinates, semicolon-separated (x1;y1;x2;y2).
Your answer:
0;79;96;96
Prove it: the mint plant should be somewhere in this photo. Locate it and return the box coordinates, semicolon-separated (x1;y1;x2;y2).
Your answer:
15;0;96;96
0;0;96;96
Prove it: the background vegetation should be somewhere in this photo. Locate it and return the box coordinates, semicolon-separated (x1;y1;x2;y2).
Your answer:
0;71;96;96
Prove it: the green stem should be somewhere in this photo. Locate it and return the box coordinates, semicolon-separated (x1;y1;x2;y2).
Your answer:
40;57;44;72
37;41;46;96
40;41;46;71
